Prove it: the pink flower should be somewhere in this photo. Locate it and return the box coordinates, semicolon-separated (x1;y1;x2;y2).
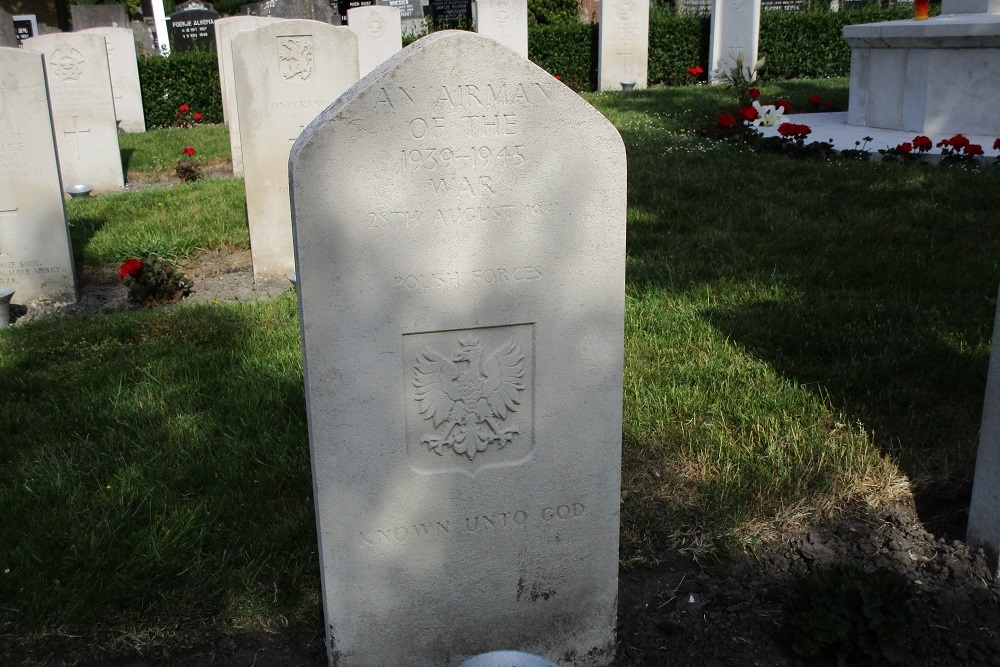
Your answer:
182;146;196;157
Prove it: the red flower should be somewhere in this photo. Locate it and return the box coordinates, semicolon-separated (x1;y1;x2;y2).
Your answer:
686;65;704;77
824;99;832;107
736;106;759;122
193;112;203;121
965;143;984;156
947;133;970;149
993;138;1000;151
775;99;793;113
554;75;562;80
749;88;761;100
182;146;196;157
807;94;822;106
717;113;737;129
178;104;190;113
912;135;932;151
895;142;913;154
119;258;143;279
777;122;812;138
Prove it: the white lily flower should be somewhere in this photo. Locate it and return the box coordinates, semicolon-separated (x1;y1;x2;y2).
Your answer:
751;100;784;128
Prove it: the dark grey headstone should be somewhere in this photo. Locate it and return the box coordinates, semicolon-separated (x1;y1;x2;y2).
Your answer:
336;0;374;24
430;0;471;27
244;0;339;23
0;6;15;47
12;14;38;46
169;0;221;53
376;0;423;20
130;19;157;56
71;4;130;30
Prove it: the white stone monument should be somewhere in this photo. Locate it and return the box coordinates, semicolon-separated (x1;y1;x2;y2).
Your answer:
81;27;147;133
23;33;124;192
969;283;1000;578
476;0;528;59
348;5;403;77
708;0;761;83
843;0;1000;136
233;19;358;282
290;30;626;666
214;15;282;173
598;0;650;91
0;48;77;306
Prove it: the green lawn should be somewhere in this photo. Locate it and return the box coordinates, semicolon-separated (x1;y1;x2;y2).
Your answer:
3;78;999;662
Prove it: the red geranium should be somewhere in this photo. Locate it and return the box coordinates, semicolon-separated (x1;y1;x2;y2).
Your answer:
554;75;562;80
940;133;969;149
736;106;759;122
964;143;984;156
178;103;190;113
749;88;761;99
193;112;203;121
686;65;704;77
777;122;811;138
119;258;143;280
775;99;793;113
912;135;933;151
895;142;913;154
182;146;196;157
717;113;737;129
993;138;1000;151
807;94;822;106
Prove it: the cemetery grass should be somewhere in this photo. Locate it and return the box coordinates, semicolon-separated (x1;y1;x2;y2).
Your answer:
2;79;1000;663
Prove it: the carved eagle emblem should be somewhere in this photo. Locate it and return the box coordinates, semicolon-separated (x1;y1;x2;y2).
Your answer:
413;336;525;460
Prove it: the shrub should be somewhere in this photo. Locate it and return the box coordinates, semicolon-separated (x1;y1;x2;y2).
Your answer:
138;50;223;129
528;21;597;90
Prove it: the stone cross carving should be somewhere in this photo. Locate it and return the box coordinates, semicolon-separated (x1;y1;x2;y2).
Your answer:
618;44;634;75
63;115;91;160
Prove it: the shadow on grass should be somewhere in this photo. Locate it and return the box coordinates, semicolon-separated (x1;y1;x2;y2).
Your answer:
0;295;318;642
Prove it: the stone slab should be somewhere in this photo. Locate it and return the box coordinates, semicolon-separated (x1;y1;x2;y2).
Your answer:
708;0;761;83
82;27;146;133
233;19;358;281
476;0;528;58
23;33;124;192
598;0;650;90
214;15;283;168
0;7;15;48
969;284;1000;578
289;30;625;666
348;5;403;77
71;4;129;30
0;47;78;306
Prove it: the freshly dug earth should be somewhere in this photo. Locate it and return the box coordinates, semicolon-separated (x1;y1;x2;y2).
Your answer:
11;253;1000;667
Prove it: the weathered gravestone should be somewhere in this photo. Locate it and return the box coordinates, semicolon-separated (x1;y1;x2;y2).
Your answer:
0;48;78;306
234;20;358;281
0;7;15;48
337;0;375;26
243;0;339;22
708;0;761;82
968;284;1000;578
81;27;146;133
598;0;649;90
214;15;282;166
170;0;221;53
289;30;626;666
348;5;402;77
71;4;130;30
431;0;472;28
23;33;125;192
476;0;528;58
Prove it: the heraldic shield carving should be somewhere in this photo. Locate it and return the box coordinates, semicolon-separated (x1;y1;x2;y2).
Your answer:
404;324;534;475
278;35;314;81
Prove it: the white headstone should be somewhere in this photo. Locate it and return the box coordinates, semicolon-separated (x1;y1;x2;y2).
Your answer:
348;5;403;77
233;19;358;282
0;48;77;306
598;0;649;91
708;0;761;83
214;15;282;171
476;0;528;59
81;27;146;133
290;30;626;666
968;284;1000;578
23;33;124;192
